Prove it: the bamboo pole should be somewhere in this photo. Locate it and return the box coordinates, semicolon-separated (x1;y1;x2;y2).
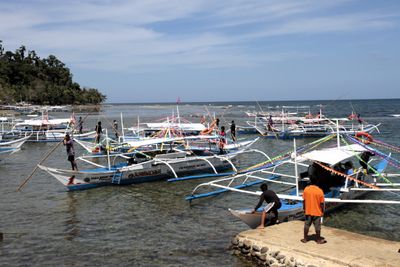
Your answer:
17;111;93;192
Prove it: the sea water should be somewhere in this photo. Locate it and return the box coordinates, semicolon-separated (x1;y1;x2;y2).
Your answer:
0;99;399;266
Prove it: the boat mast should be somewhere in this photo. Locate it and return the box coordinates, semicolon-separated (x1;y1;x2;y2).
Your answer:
176;105;181;129
336;119;340;148
120;112;125;143
294;138;299;196
106;128;111;170
137;115;140;137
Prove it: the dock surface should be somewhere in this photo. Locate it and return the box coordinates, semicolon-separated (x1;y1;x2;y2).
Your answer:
232;221;399;266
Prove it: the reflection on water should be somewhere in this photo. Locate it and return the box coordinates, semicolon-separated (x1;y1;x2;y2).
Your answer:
64;193;80;241
1;100;400;266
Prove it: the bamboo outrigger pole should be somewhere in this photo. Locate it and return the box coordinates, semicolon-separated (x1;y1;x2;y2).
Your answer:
17;111;93;192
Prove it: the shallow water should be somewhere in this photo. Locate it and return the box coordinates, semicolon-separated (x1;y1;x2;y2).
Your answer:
1;99;400;267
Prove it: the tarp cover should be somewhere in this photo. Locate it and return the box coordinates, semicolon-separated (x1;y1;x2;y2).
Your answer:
296;144;367;165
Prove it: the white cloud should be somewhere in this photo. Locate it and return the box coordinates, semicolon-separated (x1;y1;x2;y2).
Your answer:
0;0;397;72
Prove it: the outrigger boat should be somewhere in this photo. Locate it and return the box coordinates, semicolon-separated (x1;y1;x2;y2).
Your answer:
245;107;380;139
75;134;256;156
253;121;380;139
186;132;400;228
4;115;96;142
0;135;30;161
38;135;261;191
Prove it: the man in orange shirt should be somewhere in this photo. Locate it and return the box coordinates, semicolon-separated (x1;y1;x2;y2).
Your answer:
301;175;326;244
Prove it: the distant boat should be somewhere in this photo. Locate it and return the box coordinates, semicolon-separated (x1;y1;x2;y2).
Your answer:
0;135;30;161
6;116;96;142
390;114;400;117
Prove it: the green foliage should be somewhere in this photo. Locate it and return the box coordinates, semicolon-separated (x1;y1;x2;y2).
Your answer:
0;41;106;105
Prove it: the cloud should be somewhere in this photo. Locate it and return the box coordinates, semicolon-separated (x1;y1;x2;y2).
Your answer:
0;0;397;73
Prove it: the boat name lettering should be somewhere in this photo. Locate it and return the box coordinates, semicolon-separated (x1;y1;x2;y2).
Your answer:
178;163;206;170
90;175;113;181
128;169;161;178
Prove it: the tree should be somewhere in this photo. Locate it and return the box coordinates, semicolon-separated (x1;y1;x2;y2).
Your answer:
0;42;106;105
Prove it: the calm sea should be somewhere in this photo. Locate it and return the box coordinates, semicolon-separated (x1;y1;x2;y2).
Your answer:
1;99;399;267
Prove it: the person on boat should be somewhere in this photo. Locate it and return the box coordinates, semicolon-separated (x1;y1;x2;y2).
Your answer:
356;113;363;124
343;161;354;176
307;162;329;192
343;161;355;186
230;120;236;141
113;120;119;140
95;121;102;143
359;151;375;174
251;183;281;228
267;115;273;131
200;115;206;125
78;117;83;134
301;176;326;244
63;133;78;171
219;126;227;154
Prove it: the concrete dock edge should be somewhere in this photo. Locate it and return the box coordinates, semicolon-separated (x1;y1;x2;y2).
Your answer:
231;221;400;267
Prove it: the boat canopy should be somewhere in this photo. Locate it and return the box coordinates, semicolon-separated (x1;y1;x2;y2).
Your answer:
295;144;367;165
143;122;206;131
14;118;71;127
125;135;219;147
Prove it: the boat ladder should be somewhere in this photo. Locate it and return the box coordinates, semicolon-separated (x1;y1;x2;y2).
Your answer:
112;172;123;184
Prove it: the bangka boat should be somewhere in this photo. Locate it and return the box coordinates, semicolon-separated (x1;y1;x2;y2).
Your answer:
0;135;30;161
38;135;260;191
6;116;96;142
186;133;400;228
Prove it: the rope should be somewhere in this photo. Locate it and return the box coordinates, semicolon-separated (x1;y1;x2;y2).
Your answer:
237;134;335;173
369;138;400;154
313;161;380;189
346;135;400;170
342;135;395;184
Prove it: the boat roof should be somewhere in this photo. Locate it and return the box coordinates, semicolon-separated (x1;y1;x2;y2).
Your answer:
295;144;367;165
143;122;206;131
15;118;71;126
125;135;219;147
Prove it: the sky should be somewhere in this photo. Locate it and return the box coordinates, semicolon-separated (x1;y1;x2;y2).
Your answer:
1;0;400;103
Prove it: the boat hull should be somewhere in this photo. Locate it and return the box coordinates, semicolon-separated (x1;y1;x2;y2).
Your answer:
229;188;369;229
39;155;235;191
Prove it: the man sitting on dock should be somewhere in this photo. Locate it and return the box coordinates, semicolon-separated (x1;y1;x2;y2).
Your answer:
251;183;281;228
301;176;326;244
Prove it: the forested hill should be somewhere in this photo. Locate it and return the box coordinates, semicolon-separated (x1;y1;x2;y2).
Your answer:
0;41;106;105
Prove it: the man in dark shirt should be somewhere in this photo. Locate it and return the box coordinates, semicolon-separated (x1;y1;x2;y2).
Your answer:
251;183;282;228
95;121;102;143
230;120;236;141
267;115;274;131
78;116;83;134
63;133;78;171
359;151;375;173
113;120;119;140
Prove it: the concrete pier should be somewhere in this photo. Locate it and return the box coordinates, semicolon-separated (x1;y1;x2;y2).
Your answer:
231;221;399;267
